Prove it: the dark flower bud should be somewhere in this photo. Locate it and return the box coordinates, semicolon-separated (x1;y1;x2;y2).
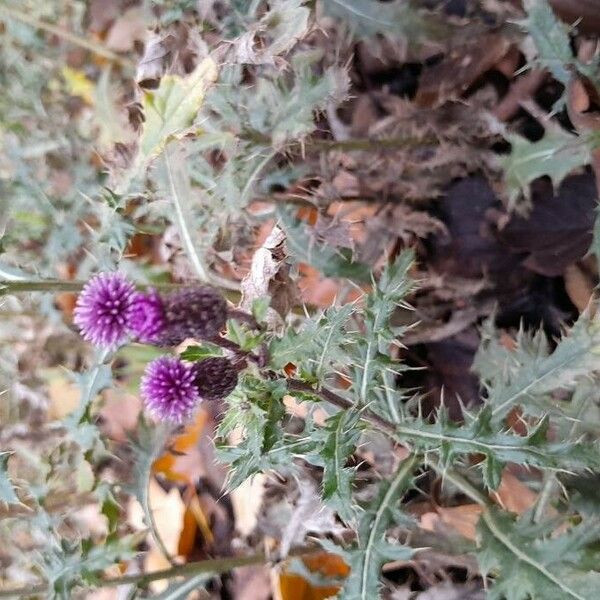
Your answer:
194;357;238;400
158;287;228;346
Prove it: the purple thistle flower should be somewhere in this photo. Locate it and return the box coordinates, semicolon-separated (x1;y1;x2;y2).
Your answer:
140;356;201;422
127;290;166;344
74;273;135;348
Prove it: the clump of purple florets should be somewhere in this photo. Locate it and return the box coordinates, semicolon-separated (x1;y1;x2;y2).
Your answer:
74;273;227;350
141;356;200;422
140;355;239;422
74;272;240;423
127;289;166;344
74;273;136;349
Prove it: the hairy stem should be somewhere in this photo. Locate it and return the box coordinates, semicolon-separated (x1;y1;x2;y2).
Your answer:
0;5;133;68
0;546;318;598
0;279;241;303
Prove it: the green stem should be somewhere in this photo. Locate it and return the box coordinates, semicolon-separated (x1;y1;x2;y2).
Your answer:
307;136;438;152
0;546;318;598
242;132;437;152
0;280;241;303
0;5;133;68
164;146;240;292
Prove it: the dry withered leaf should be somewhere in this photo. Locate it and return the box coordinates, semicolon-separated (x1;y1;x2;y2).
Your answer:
276;552;349;600
497;174;597;277
240;225;298;323
563;262;595;313
105;7;147;52
550;0;600;34
430;176;521;281
415;34;511;107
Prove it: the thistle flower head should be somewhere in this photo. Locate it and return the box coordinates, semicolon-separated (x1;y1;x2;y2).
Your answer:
195;357;238;400
158;287;227;346
141;356;200;422
74;272;135;348
127;290;166;344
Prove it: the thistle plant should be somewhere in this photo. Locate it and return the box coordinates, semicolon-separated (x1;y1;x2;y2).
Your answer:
2;1;600;599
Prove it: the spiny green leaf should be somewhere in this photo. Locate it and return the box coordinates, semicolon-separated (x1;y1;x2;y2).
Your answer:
319;411;362;522
474;311;600;420
116;57;218;192
395;406;600;473
127;417;172;562
278;208;371;281
501;130;591;212
520;0;575;85
338;455;418;600
478;507;600;600
321;0;444;44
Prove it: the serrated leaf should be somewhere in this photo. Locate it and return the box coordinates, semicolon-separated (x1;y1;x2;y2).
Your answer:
139;58;217;161
339;455;418;600
319;411;362;522
478;507;600;600
0;452;19;505
278;208;371;281
396;406;600;473
502;131;591;211
520;0;574;85
236;0;310;64
474;311;600;420
321;0;443;44
128;417;172;561
116;57;218;191
269;304;354;376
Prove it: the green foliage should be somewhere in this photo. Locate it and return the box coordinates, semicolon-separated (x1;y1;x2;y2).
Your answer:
520;0;599;86
332;455;418;600
128;417;173;562
501;130;592;212
41;534;139;599
0;452;19;504
116;58;218;193
279;208;371;281
216;375;290;489
477;507;600;600
6;0;600;597
321;0;442;44
474;313;600;421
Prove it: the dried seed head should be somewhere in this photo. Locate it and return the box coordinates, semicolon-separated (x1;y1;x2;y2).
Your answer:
158;287;227;346
194;357;238;401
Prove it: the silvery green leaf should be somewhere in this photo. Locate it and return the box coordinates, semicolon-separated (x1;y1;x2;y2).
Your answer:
0;452;19;505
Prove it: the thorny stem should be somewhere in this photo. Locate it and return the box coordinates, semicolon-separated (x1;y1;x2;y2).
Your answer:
0;280;242;304
243;132;438;152
287;380;588;600
0;5;133;68
0;546;319;598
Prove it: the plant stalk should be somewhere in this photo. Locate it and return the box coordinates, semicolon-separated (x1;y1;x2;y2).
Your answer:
0;5;133;68
0;545;318;598
0;280;242;303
